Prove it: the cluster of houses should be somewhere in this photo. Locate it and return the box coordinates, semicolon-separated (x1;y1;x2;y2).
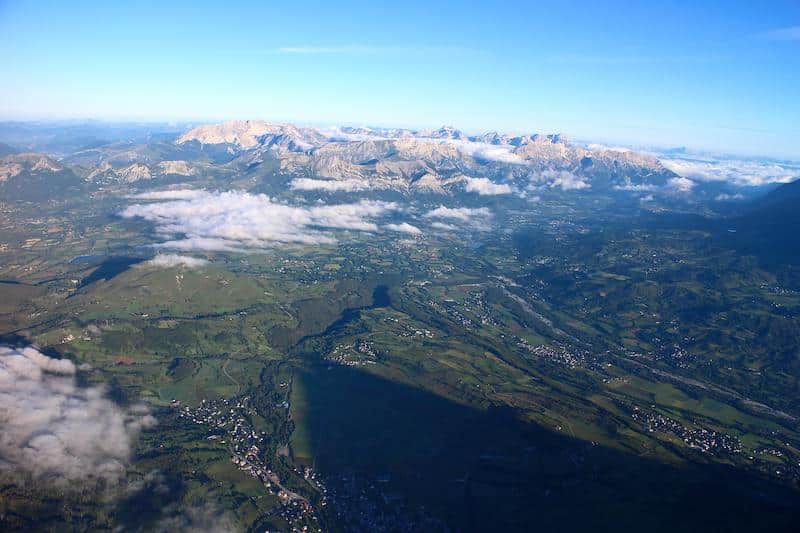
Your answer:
630;406;742;455
427;297;474;329
326;340;379;367
381;315;435;339
175;396;322;530
518;340;589;368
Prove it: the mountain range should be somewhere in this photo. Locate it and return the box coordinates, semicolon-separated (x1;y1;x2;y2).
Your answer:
0;120;685;201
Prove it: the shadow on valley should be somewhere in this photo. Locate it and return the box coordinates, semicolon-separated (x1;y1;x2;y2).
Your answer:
269;282;393;350
629;210;800;268
78;256;145;287
294;364;800;532
513;208;799;283
307;284;391;338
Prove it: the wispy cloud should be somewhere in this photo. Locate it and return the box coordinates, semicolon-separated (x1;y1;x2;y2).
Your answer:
757;26;800;41
430;221;458;232
612;177;657;192
384;222;422;235
546;53;726;65
423;205;492;231
269;45;473;56
714;192;744;201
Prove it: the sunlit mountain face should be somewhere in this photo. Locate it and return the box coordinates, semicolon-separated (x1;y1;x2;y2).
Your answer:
0;118;799;532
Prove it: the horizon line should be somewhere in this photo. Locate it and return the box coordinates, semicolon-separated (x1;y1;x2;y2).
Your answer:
0;115;797;163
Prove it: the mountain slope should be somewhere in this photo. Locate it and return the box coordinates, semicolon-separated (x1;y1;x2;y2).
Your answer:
0;153;85;201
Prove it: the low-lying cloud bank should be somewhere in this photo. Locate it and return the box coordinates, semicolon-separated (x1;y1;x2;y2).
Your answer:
121;190;400;252
660;157;800;187
0;345;155;488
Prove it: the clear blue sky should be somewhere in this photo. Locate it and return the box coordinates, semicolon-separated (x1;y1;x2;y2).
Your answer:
1;0;798;158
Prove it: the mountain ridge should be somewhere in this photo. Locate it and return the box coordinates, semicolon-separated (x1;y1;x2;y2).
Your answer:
175;120;676;195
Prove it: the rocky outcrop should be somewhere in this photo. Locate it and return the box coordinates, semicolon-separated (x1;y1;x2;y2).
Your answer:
0;153;62;182
157;160;194;176
116;163;152;183
177;120;327;151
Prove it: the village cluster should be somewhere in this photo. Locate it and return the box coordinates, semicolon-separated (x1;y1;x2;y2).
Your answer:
174;396;323;530
325;340;380;367
630;406;742;455
517;340;589;368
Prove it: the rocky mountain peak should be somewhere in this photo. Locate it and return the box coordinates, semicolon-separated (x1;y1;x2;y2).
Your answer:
425;125;467;140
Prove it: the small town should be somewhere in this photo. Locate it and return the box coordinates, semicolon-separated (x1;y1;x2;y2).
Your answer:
175;396;323;530
630;406;742;455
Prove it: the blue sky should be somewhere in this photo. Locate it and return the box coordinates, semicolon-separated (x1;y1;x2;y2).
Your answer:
1;0;798;158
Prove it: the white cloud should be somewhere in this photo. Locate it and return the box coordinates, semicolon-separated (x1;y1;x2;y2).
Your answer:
423;205;492;230
463;177;514;195
613;178;658;191
453;141;525;164
668;176;695;193
714;193;745;201
290;177;371;192
0;345;155;488
424;205;491;221
128;189;207;200
587;143;631;153
430;221;458;231
533;170;590;191
143;254;209;268
121;190;399;252
384;222;422;235
660;157;799;187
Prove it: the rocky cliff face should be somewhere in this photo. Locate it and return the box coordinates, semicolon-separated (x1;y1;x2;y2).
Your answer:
177;120;327;151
